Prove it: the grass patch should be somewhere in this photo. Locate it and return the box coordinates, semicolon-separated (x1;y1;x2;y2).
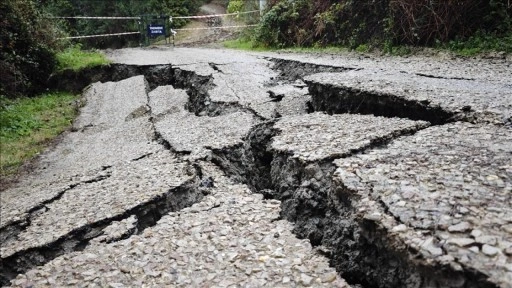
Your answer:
223;38;353;54
223;39;270;51
281;46;350;54
56;44;110;71
0;92;79;176
445;32;512;56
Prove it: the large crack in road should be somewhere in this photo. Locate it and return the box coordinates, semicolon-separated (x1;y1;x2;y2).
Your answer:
1;47;511;287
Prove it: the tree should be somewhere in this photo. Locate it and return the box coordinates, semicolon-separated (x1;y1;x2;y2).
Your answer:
38;0;208;48
1;0;63;98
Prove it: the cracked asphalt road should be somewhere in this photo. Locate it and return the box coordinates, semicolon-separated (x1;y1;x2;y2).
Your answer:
1;47;511;287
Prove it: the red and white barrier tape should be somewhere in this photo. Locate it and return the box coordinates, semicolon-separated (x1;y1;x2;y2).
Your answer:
50;16;140;20
58;32;140;40
172;10;260;19
49;10;260;21
173;24;258;31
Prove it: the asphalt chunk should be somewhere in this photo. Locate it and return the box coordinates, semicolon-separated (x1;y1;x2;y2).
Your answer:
154;110;256;157
1;151;200;282
334;122;512;287
272;112;430;162
305;70;512;124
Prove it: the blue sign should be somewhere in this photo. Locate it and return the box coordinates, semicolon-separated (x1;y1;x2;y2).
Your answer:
147;24;165;36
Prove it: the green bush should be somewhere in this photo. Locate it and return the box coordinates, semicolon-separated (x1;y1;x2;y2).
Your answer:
228;0;244;13
0;0;63;98
254;0;512;50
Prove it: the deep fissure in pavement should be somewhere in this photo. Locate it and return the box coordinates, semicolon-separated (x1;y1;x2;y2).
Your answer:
209;121;496;288
305;81;455;125
0;171;111;249
268;58;353;83
11;59;497;287
267;58;464;125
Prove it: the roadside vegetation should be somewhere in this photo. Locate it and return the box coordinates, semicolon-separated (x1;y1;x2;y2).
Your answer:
225;0;511;56
0;93;79;176
41;0;209;49
0;44;108;176
1;0;110;177
56;44;110;71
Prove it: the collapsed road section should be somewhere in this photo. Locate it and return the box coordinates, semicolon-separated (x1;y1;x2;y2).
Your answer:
1;62;347;287
1;47;511;287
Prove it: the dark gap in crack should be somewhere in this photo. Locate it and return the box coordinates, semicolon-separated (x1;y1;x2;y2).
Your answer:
82;174;111;184
267;90;285;102
48;64;174;95
266;57;355;83
0;172;206;286
171;67;215;116
152;130;191;156
208;62;224;74
305;99;315;114
305;82;455;125
208;119;497;288
0;172;112;246
414;72;475;81
131;153;153;162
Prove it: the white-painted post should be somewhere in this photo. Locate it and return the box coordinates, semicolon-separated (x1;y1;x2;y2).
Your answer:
259;0;267;15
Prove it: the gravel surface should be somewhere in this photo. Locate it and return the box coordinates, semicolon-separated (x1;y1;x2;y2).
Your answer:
2;47;511;287
333;122;512;286
272;112;429;162
9;162;348;288
1;150;193;260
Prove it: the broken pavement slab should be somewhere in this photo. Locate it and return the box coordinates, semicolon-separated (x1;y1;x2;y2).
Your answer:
73;76;150;129
269;84;312;117
333;122;512;287
1;76;162;238
305;69;512;124
1;151;200;281
154;111;256;157
35;76;162;179
148;85;189;117
8;163;349;288
271;112;430;162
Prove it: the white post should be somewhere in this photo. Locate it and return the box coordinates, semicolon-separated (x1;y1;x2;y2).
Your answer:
259;0;266;15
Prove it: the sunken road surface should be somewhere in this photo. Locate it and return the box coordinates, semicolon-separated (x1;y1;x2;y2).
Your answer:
1;47;511;287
